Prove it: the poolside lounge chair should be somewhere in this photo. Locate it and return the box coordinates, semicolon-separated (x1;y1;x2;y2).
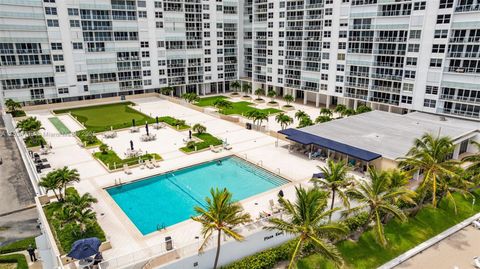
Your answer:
151;158;161;168
210;145;221;153
473;220;480;229
474;257;480;269
145;160;154;169
223;144;232;150
123;164;132;175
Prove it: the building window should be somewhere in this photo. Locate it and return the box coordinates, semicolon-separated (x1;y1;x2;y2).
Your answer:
430;58;442;68
72;42;83;50
138;11;147;18
401;96;413;104
436;14;451;24
47;19;59;27
426;85;439;95
55;65;65;72
52;55;63;61
69;20;80;27
58;88;69;94
51;43;62;50
409;30;422;39
413;2;426;10
423;99;437;108
45;7;57;15
432;44;446;53
404;70;416;79
77;74;87;82
434;29;448;38
439;0;454;9
68;8;79;16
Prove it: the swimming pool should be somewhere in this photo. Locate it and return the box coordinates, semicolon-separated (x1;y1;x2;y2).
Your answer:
107;156;289;235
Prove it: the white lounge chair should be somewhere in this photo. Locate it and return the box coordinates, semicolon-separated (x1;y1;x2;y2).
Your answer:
151;158;161;168
474;257;480;269
223;143;232;150
269;199;281;213
123;164;132;175
145;160;154;169
473;220;480;229
210;145;221;153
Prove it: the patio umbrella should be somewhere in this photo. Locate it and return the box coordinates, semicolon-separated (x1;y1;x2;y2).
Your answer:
67;237;101;260
146;123;149;136
130;140;134;150
189;130;192;139
312;172;324;179
40;139;44;149
132;119;136;127
156;116;159;124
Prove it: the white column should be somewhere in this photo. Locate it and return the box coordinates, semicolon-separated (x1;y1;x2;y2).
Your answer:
303;91;307;105
315;93;320;107
354;99;358;110
388;105;392;113
326;95;331;109
223;81;226;93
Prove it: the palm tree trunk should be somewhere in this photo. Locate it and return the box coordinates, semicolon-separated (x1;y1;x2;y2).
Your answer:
213;230;222;269
288;239;303;269
52;189;60;201
329;189;336;222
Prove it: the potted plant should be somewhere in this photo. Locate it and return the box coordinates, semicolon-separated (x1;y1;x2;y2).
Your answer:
282;94;295;110
266;89;278;107
230;81;241;96
254;88;265;103
241;83;252;100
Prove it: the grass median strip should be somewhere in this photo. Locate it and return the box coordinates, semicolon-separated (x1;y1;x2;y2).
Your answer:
48;117;71;135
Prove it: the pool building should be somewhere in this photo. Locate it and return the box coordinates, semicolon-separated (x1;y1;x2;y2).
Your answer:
279;111;480;171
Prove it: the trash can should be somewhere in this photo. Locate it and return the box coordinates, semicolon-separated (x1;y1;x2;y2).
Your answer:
165;236;173;251
246;123;252;130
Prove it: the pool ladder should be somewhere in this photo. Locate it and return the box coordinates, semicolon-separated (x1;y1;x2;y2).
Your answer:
115;178;123;186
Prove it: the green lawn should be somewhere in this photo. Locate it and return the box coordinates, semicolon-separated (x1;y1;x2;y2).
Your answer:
93;150;162;169
48;117;70;135
54;102;155;133
297;190;480;269
0;237;36;255
180;133;223;152
195;96;281;116
0;254;28;269
43;189;106;254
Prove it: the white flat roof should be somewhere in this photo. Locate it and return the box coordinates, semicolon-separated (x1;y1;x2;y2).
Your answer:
300;111;480;160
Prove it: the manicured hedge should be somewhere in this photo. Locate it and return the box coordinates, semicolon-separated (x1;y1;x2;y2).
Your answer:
93;150;161;169
24;135;46;148
180;133;223;153
0;237;36;254
223;240;295;269
0;254;28;269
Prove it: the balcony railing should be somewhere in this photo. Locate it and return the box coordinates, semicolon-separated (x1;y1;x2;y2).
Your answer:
455;4;480;13
439;94;480;104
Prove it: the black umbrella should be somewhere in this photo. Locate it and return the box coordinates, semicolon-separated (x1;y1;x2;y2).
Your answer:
146;123;149;136
156;116;159;124
67;237;101;260
189;130;192;139
40;139;44;149
132;119;136;127
130;140;134;150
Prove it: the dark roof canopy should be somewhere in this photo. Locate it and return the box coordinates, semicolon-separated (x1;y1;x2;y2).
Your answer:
279;128;382;162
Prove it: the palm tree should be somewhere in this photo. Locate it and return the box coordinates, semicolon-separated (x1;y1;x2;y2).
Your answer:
267;89;277;103
463;141;480;174
398;133;459;208
297;115;314;128
39;171;61;201
342;108;356;117
334;104;347;115
283;94;294;106
160;86;174;96
191;188;251;269
242;82;251;96
55;191;98;234
55;167;81;201
275;113;293;130
320;108;333;117
265;187;347;269
65;192;98;213
356;105;372;114
182;93;199;103
346;168;415;246
315;115;332;124
5;99;21;113
254;88;265;100
312;160;351;222
245;110;268;127
213;99;233;111
192;123;207;134
230;80;241;93
16;117;43;139
294;110;308;120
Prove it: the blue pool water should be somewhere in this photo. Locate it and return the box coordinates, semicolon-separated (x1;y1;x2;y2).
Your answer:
107;156;289;235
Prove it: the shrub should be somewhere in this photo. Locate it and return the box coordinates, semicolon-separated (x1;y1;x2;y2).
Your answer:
99;144;109;154
0;254;28;269
186;140;196;149
224;240;296;269
0;237;36;254
341;212;370;232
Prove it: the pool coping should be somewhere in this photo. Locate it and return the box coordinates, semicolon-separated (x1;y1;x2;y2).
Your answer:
100;154;297;239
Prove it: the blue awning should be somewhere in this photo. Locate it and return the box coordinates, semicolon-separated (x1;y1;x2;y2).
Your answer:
278;128;381;162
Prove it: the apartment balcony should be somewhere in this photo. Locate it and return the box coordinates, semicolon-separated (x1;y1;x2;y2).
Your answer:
377;10;411;17
455;4;480;13
112;15;137;20
119;76;142;81
350;25;372;30
120;84;142;90
370;85;401;93
286;46;302;51
371;73;403;81
346;71;369;77
449;37;480;43
446;51;480;58
111;4;136;10
302;56;321;62
164;7;184;12
372;49;406;56
285;74;301;79
304;36;322;41
344;81;369;89
438;108;480;119
286;36;303;40
286;26;303;30
369;96;399;105
253;53;266;57
117;66;141;71
185;8;201;12
91;78;117;83
373;62;404;68
303;47;320;52
305;15;323;20
439;94;480;104
301;85;318;91
286;5;304;10
348;48;373;54
117;56;140;61
444;66;480;74
302;66;320;72
374;37;407;42
2;83;55;90
285;82;300;88
348;36;374;42
285;65;301;70
305;3;324;9
344;92;368;100
304;25;322;30
286;15;304;20
286;55;302;60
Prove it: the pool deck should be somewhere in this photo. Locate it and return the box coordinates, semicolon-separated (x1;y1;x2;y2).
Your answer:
25;96;363;265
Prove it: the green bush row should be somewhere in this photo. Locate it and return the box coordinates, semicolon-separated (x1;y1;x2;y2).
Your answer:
0;237;36;254
0;254;28;269
223;240;295;269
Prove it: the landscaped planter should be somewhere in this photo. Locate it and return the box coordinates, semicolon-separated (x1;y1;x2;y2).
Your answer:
267;101;279;107
282;105;295;111
230;92;240;96
241;95;252;100
254;98;265;103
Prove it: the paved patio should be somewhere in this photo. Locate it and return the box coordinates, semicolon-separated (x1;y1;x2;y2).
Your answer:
25;96;350;266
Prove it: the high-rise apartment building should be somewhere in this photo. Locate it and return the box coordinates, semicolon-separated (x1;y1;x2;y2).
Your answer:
1;0;479;121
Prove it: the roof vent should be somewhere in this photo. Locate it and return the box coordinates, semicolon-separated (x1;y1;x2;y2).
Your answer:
439;116;447;121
